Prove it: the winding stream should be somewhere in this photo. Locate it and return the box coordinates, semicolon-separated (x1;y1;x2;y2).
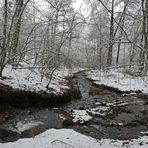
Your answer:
0;71;148;142
63;71;148;140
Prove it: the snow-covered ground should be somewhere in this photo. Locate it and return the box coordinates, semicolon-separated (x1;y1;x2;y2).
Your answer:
0;128;148;148
16;121;43;133
87;106;111;116
1;66;148;147
72;110;92;123
0;64;83;93
86;69;148;94
0;64;67;93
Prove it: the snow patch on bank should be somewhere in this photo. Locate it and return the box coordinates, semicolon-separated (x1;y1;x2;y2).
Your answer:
16;121;43;133
87;106;112;116
0;64;73;93
86;69;148;93
72;110;92;123
0;129;148;148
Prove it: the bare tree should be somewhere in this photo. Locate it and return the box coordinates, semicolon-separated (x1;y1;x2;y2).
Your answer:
0;0;8;76
140;0;148;74
107;0;114;67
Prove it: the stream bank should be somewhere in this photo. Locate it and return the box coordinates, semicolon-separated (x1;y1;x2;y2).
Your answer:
0;78;81;143
0;78;81;108
62;71;148;140
0;71;148;142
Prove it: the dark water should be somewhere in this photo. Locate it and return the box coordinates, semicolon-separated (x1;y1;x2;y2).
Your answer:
63;71;148;140
0;110;63;142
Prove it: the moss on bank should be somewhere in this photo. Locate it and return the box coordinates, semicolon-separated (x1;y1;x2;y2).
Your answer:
0;81;82;109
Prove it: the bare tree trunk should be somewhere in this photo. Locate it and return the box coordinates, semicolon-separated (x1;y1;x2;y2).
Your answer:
0;0;8;77
107;0;114;67
116;0;128;66
140;0;148;74
11;0;24;65
33;0;37;66
145;0;148;74
129;43;136;68
139;35;145;72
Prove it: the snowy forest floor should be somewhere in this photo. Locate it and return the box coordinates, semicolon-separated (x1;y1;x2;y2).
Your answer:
86;69;148;94
0;65;148;148
0;63;73;93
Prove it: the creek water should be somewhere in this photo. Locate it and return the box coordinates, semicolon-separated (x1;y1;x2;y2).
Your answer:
0;71;148;142
63;71;148;140
0;110;63;142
